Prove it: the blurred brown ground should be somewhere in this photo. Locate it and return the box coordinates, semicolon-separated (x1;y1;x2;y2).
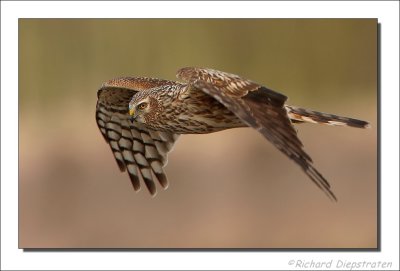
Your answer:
19;19;377;248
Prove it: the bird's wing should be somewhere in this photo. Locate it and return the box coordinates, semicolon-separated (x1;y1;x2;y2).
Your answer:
177;67;336;201
96;81;179;196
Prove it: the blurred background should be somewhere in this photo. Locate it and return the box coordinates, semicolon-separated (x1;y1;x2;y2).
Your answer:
19;19;377;249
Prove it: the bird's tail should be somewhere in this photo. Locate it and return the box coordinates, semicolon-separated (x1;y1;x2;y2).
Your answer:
285;105;370;129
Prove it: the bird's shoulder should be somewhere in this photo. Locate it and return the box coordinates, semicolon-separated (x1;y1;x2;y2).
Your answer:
176;67;287;106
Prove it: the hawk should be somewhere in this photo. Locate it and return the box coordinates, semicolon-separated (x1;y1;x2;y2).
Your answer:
96;67;370;201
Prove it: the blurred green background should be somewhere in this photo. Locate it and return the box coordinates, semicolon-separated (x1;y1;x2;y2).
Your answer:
19;19;377;248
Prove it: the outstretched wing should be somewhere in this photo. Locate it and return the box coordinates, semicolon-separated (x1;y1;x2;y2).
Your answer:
177;67;336;201
96;82;179;196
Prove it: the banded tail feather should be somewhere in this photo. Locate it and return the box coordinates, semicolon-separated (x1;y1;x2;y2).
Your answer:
286;105;370;129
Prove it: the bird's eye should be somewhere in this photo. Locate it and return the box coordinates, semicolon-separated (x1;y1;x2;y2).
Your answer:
137;102;148;110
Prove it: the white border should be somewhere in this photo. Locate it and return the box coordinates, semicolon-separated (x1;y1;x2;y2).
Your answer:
1;1;399;270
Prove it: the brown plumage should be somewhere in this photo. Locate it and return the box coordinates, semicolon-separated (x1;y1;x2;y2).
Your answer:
96;67;370;200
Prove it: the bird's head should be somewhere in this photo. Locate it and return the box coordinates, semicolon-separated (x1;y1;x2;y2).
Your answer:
128;91;162;124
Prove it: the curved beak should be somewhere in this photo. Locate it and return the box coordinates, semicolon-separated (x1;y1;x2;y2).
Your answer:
129;107;136;121
129;107;135;117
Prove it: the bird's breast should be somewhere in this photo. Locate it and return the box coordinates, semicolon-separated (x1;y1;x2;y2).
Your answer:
153;93;245;134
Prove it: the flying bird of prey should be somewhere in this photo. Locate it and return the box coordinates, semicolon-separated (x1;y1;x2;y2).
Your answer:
96;67;370;201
